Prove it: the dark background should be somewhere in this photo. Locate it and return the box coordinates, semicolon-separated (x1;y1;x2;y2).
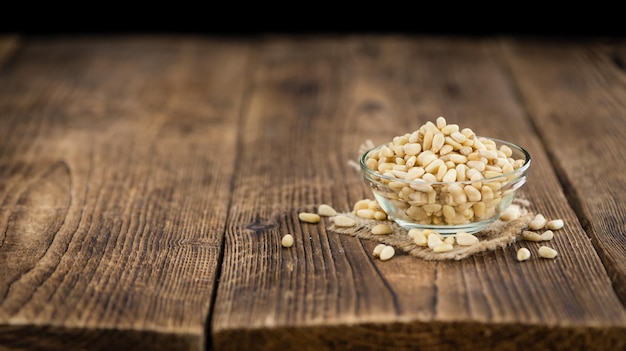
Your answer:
1;6;624;38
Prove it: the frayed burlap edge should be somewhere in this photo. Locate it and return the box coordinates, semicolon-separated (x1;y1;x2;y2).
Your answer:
328;198;534;261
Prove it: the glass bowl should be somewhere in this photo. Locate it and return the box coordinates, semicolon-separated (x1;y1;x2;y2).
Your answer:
360;137;531;235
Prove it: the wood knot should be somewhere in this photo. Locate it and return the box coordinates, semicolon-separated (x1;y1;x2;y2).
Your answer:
245;217;275;234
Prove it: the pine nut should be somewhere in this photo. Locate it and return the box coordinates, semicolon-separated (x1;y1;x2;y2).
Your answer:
281;234;294;248
442;124;459;135
443;205;456;219
516;247;531;261
356;209;375;219
540;230;554;241
433;243;453;253
450;154;468;164
529;214;547;230
371;223;392;235
450;131;467;143
538;246;558;259
464;185;482;202
440;144;454;155
431;133;445;153
445;136;463;150
318;204;337;216
379;245;396;260
522;230;542;242
299;212;320;223
436;116;447;129
423;131;434;151
333;215;357;227
424;159;444;174
427;232;444;249
546;219;564;230
422;229;437;237
373;243;387;257
461;127;475;139
413;231;428;246
442;169;457;182
353;199;370;212
404;143;422;156
374;211;388;221
368;200;382;211
407;228;421;238
473;201;486;217
455;232;479;246
499;205;521;221
500;144;513;158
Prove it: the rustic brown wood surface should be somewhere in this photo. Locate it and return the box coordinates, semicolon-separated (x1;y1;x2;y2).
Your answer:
504;39;626;302
0;36;249;350
1;35;625;351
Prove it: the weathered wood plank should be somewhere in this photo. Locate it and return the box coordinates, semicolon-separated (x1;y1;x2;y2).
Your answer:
504;38;626;303
0;36;249;350
212;35;626;351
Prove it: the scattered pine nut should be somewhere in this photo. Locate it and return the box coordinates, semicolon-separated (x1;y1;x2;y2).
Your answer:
528;214;547;230
333;215;357;227
444;236;456;245
423;229;437;237
379;245;395;261
299;212;321;223
409;228;428;246
371;223;392;235
499;205;521;221
407;228;422;238
352;199;388;220
373;244;387;257
318;204;337;216
517;247;531;261
455;232;479;246
540;230;554;241
427;232;444;249
373;211;388;221
356;209;376;219
433;243;454;253
368;200;382;211
353;199;371;212
538;246;558;259
522;230;542;242
546;219;564;230
413;231;428;246
281;234;294;248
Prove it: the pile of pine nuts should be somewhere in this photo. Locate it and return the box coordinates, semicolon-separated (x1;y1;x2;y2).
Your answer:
361;117;527;226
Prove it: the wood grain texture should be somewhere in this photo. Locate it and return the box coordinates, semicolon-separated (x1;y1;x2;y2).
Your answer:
0;36;249;350
504;38;626;303
211;36;626;351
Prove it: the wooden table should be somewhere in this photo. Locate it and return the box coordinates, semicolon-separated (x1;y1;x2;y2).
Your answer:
1;33;625;351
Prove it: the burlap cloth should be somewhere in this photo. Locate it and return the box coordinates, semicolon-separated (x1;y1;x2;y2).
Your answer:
327;197;534;260
334;141;535;260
